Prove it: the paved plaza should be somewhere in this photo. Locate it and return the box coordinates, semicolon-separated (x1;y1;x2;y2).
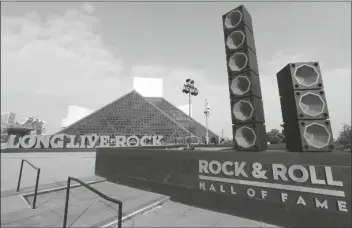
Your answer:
1;152;96;192
1;151;278;227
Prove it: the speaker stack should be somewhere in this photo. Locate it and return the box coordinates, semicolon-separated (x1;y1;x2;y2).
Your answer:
277;62;334;152
222;5;268;151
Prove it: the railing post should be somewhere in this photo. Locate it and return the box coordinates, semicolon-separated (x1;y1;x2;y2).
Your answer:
32;169;41;209
63;177;71;228
17;160;24;192
118;203;122;228
61;177;123;228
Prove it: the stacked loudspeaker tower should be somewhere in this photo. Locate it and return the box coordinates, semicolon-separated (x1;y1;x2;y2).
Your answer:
277;62;334;152
222;5;268;151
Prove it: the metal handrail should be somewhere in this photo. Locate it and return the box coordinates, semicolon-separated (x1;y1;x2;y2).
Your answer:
63;177;122;228
16;159;41;209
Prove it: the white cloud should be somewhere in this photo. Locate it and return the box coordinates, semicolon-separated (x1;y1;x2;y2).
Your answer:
1;4;123;97
263;51;312;73
323;68;351;136
81;3;95;14
1;4;132;133
1;5;210;134
2;5;349;140
131;65;167;78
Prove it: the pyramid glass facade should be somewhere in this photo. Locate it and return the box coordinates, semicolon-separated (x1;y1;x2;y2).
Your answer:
145;97;218;140
58;91;218;144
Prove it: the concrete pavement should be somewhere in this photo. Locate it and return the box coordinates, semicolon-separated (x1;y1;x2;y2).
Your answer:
1;181;169;227
1;151;279;227
118;201;278;227
1;152;96;192
2;179;278;227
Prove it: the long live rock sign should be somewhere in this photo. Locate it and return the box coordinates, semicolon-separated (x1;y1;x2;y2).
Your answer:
6;134;164;149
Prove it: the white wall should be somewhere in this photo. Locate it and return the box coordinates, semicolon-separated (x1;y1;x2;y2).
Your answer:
177;104;192;117
133;77;163;97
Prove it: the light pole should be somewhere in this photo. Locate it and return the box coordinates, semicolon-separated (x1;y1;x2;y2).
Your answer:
182;78;198;145
204;99;210;144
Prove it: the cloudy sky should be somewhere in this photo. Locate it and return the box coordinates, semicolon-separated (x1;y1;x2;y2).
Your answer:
1;1;351;138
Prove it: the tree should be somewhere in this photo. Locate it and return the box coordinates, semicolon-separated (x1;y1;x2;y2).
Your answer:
210;136;218;145
266;129;279;144
266;128;285;144
279;128;286;143
336;124;351;150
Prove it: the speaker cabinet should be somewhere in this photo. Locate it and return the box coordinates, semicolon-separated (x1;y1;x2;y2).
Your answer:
229;71;262;100
277;62;324;97
226;47;259;76
222;5;253;33
224;24;256;55
232;123;268;151
283;120;334;152
231;97;265;124
277;61;333;152
223;5;267;151
280;89;330;122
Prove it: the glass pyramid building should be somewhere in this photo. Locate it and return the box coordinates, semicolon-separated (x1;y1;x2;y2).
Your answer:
58;90;218;144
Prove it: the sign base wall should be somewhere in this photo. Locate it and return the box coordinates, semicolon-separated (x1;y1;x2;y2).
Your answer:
95;148;351;227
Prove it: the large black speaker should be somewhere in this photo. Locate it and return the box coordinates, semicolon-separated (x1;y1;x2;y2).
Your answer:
226;48;259;76
223;5;267;151
232;123;267;151
223;5;253;34
228;71;262;100
283;120;334;152
277;62;334;152
277;62;324;96
230;96;265;124
280;89;330;122
224;24;256;55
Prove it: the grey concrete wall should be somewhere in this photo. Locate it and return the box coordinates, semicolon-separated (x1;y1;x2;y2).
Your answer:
95;148;351;228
